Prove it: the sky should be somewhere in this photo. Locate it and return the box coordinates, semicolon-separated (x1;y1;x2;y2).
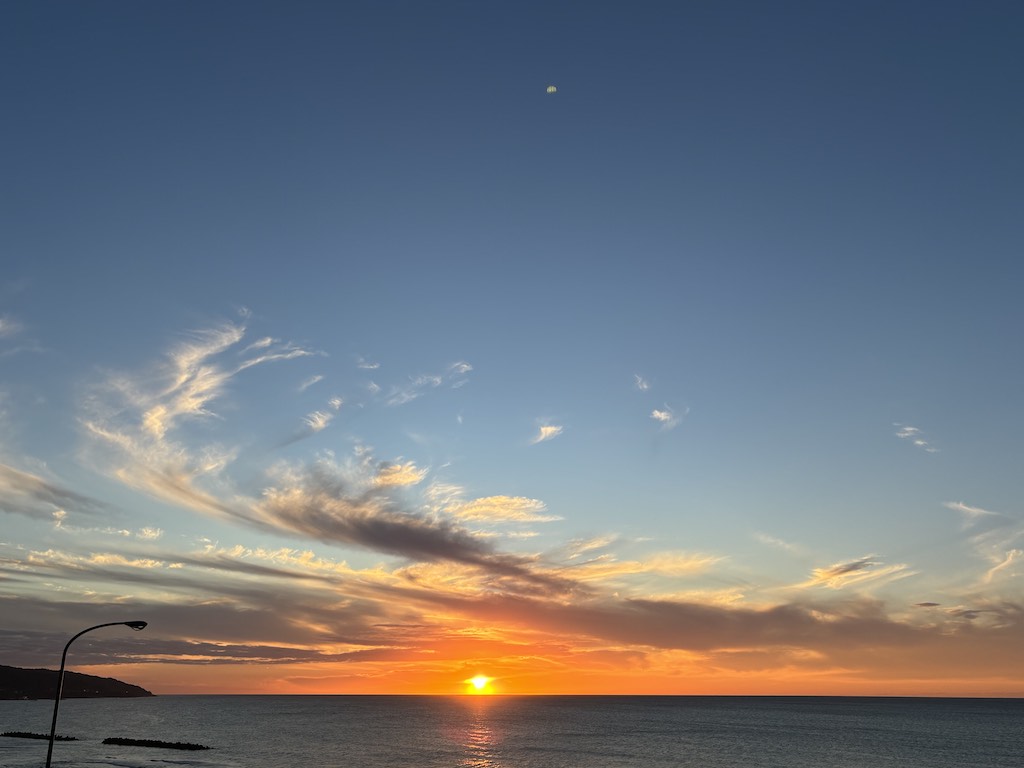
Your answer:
1;1;1023;696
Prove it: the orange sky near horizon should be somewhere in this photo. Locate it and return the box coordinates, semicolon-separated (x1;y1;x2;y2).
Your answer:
76;624;1024;698
79;660;1024;698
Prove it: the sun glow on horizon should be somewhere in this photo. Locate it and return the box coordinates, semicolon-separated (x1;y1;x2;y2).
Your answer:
465;675;494;694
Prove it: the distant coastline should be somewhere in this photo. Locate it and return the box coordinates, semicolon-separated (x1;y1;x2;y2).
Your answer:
0;665;154;700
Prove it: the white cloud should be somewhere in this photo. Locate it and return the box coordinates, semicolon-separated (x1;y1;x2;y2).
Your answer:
634;374;649;391
531;425;563;444
563;551;721;581
298;375;324;392
943;501;999;524
242;336;274;353
449;361;472;389
357;357;380;370
566;535;618;559
303;411;333;433
983;549;1022;584
894;423;938;453
134;323;250;440
645;552;722;575
384;363;472;404
88;552;166;569
373;461;428;487
651;404;687;430
504;530;540;539
236;342;315;373
386;375;441;406
754;532;800;553
447;496;559;523
424;481;464;508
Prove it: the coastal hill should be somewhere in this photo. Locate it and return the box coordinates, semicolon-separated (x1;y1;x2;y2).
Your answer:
0;665;154;700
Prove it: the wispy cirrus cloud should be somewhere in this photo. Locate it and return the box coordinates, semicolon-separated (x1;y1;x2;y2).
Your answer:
49;511;163;542
894;423;939;453
446;496;559;523
565;535;618;559
754;532;801;553
384;362;472;405
241;335;273;353
303;411;333;433
123;322;312;441
278;397;344;449
81;320;315;518
298;375;324;392
943;500;999;525
563;551;722;582
943;501;1024;590
531;424;563;444
387;375;441;406
198;543;360;578
984;549;1022;584
633;374;650;391
794;555;912;590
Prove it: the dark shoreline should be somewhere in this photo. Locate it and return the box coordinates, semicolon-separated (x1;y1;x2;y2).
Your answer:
0;665;154;700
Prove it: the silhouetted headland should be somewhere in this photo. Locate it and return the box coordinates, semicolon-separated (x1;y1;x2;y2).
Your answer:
0;664;154;700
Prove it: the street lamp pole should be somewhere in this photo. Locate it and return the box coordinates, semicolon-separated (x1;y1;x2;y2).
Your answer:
45;621;147;768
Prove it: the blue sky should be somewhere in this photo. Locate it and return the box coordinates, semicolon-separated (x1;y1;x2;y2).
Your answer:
2;1;1023;695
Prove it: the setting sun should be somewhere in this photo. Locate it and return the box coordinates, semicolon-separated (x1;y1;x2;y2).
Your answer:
465;675;494;694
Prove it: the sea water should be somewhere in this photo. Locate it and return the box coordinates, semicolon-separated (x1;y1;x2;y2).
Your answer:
1;695;1020;768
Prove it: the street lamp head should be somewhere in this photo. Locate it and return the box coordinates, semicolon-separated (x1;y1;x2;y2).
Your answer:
125;621;147;631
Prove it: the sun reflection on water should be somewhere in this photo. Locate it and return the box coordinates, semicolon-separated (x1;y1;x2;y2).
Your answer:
454;697;503;768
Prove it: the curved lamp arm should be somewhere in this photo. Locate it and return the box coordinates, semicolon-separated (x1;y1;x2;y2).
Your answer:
45;621;147;768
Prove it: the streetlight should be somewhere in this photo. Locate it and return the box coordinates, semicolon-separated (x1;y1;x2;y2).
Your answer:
45;621;147;768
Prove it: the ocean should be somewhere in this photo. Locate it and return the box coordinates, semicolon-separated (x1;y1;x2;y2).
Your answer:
1;695;1021;768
